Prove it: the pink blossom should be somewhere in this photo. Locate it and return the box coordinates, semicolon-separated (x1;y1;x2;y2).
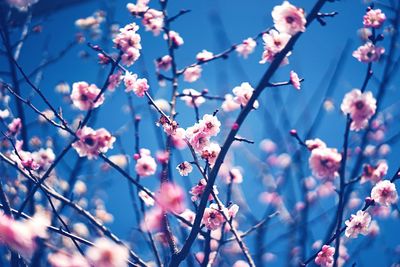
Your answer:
179;209;196;227
7;118;22;136
315;245;335;267
70;81;105;110
202;203;226;230
309;147;342;179
107;71;122;91
196;50;214;61
305;138;327;151
190;178;218;202
221;93;241;112
86;238;129;267
186;126;210;152
164;31;184;47
10;141;40;170
72;126;115;159
155;182;185;214
345;210;371;238
233;260;250;267
232;82;259;108
155;55;172;71
0;212;49;259
363;9;386;28
371;180;398;206
183;66;202;83
138;190;155;206
260;30;291;64
180;89;205;107
271;1;306;35
201;143;221;166
235;38;256;58
113;23;142;66
340;89;377;131
48;252;89;267
141;207;163;231
135;148;157;177
176;161;193;176
126;0;149;14
199;114;221;137
290;70;301;90
31;147;56;172
124;71;149;97
142;9;164;36
352;43;385;63
224;168;243;184
361;161;388;184
259;139;277;153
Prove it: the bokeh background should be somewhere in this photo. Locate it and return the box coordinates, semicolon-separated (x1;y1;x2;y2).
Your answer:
1;0;400;266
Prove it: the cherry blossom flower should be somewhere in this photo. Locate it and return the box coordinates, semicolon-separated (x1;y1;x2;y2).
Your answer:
371;180;398;206
135;148;157;177
235;38;256;58
309;147;342;179
232;82;259;108
352;43;385;63
123;71;149;97
201;142;221;166
223;168;243;184
155;182;185;214
196;50;214;61
142;9;164;36
31;147;55;172
357;28;373;41
183;65;202;83
0;212;49;259
199;114;221;137
176;161;193;176
113;23;142;66
70;81;104;110
363;8;386;28
138;190;155;206
290;70;301;90
305;138;327;151
344;210;371;238
48;252;90;267
361;161;388;184
315;245;335;267
271;1;306;35
72;126;115;159
126;0;149;14
164;31;184;47
9;141;40;171
202;203;226;230
340;89;377;131
190;178;219;202
7;118;22;136
155;55;172;71
222;93;241;112
107;71;123;91
141;207;163;232
180;88;205;107
86;238;129;267
260;30;291;64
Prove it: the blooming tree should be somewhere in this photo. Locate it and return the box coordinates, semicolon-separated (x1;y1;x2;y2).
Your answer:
0;0;399;266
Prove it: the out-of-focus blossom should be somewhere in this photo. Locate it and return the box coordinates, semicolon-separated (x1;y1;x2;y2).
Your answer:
126;0;149;14
345;210;371;238
155;55;172;71
164;31;184;48
6;0;38;12
135;148;157;177
222;94;241;112
86;238;129;267
138;190;154;206
155;182;185;214
183;65;202;83
72;126;115;159
305;138;326;151
363;8;386;28
341;89;376;131
352;43;384;63
371;180;398;206
48;252;90;267
70;81;104;110
142;9;164;36
236;38;256;58
271;1;306;35
7;118;22;136
196;50;214;61
180;89;205;107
